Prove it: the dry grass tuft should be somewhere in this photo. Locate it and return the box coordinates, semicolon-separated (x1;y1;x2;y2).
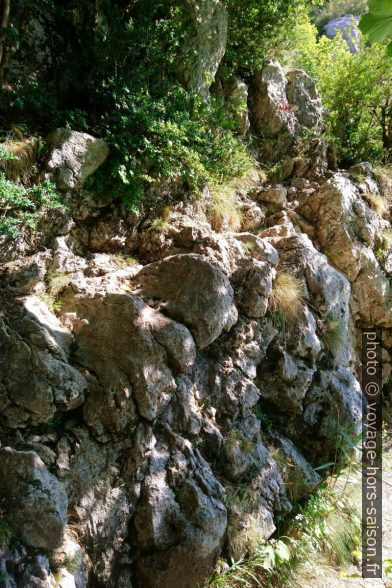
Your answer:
0;138;39;183
364;193;389;217
374;165;392;209
269;272;304;322
207;185;242;232
382;229;392;249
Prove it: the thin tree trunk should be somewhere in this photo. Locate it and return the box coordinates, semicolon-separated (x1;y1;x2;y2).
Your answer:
0;0;11;84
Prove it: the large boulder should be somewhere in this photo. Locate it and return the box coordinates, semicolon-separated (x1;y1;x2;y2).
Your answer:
60;288;196;423
0;448;67;550
133;253;238;348
249;61;323;149
46;129;109;190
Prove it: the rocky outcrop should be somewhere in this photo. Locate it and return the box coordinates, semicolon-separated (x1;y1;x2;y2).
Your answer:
177;0;228;95
1;62;392;587
249;60;323;159
0;295;87;428
298;171;392;327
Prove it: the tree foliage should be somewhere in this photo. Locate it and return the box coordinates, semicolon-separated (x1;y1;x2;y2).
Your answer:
359;0;392;54
277;13;392;164
222;0;313;75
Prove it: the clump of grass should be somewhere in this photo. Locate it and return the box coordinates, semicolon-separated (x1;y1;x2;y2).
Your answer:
206;483;361;588
266;309;285;332
63;551;83;574
350;170;366;183
206;184;242;232
0;136;39;183
243;241;256;254
225;485;264;561
271;447;309;503
37;291;64;314
45;271;71;297
113;254;139;268
269;273;304;324
382;229;392;250
364;193;388;217
38;271;70;314
150;217;172;233
321;314;345;355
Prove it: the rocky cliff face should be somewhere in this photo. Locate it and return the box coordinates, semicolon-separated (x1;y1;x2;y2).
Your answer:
0;61;391;588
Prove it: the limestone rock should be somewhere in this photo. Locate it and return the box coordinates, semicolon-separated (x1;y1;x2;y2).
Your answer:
61;291;188;422
298;172;392;326
249;61;323;144
46;129;109;190
0;300;87;428
134;437;227;588
269;434;321;501
177;0;228;95
286;69;324;130
133;253;238;348
0;448;67;550
233;259;275;319
250;61;296;138
256;184;287;205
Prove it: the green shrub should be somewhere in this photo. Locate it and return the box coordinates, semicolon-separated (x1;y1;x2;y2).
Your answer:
94;86;254;208
0;172;65;236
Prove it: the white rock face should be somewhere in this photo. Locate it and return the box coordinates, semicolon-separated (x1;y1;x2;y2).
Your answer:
249;60;323;141
324;15;361;53
46;128;109;190
298;171;392;326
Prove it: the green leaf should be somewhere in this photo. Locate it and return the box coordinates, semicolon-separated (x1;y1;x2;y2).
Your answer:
274;541;291;563
359;0;392;43
314;461;335;471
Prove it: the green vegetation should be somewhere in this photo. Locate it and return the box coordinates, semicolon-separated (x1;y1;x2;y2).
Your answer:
97;87;255;207
321;314;345;355
206;479;361;587
359;0;392;55
277;10;392;164
0;171;64;236
222;0;315;75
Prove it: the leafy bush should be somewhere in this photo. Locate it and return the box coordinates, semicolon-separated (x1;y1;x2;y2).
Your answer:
95;86;254;207
0;170;65;236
